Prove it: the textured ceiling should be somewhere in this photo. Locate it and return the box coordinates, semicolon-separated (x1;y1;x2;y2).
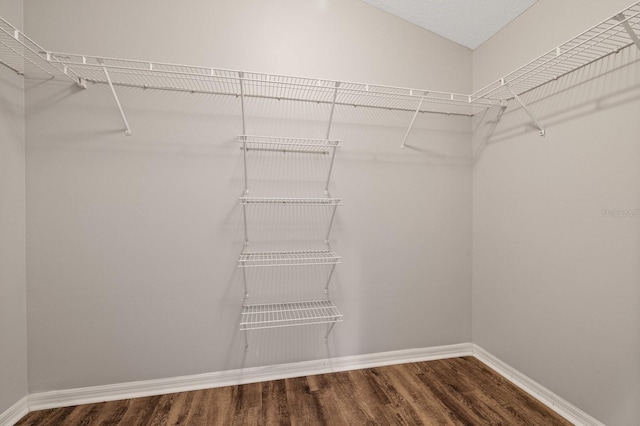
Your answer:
361;0;538;50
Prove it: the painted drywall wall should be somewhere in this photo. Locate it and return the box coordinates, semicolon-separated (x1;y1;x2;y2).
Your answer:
0;0;28;416
23;0;473;392
472;1;640;425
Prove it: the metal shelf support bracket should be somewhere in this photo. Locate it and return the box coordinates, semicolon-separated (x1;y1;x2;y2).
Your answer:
401;95;425;148
239;72;249;195
615;13;640;51
99;59;131;136
324;321;337;342
324;82;340;195
504;82;545;136
325;204;338;245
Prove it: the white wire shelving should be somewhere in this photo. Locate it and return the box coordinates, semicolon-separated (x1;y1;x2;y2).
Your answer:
239;197;342;206
240;300;343;331
237;135;341;155
2;2;638;137
41;52;491;116
0;17;83;86
471;2;640;103
238;250;341;268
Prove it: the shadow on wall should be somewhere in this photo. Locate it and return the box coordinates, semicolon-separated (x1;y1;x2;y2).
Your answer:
474;46;640;160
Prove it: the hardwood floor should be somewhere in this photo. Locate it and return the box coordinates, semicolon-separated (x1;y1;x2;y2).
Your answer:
16;356;572;425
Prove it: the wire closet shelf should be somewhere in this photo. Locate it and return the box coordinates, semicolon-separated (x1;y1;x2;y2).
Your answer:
239;197;342;206
1;2;639;116
240;300;343;331
470;1;640;102
238;250;342;268
237;135;341;155
43;52;488;116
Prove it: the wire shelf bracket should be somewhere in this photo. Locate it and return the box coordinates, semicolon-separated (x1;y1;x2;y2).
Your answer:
401;94;425;148
99;59;131;136
615;12;640;51
503;82;545;137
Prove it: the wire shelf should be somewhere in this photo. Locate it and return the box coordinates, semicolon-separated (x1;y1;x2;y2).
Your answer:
0;17;79;84
238;250;341;268
42;52;489;116
240;300;343;330
237;135;340;155
471;1;640;101
239;197;342;206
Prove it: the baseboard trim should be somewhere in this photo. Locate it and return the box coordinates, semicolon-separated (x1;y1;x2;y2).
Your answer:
472;344;605;426
0;396;29;426
14;343;603;426
28;343;472;411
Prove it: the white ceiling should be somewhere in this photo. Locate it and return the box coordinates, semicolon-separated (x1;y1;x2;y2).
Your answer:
361;0;538;50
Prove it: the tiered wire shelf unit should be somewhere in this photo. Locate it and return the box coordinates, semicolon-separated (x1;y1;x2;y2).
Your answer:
1;1;639;345
235;76;345;346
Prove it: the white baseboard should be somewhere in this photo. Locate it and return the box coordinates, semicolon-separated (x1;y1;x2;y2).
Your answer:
6;343;602;426
472;344;605;426
0;396;28;426
27;343;472;411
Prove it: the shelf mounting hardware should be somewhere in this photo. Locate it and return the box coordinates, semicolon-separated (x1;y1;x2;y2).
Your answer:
401;93;425;148
99;59;131;136
325;82;340;195
615;13;640;51
503;81;545;136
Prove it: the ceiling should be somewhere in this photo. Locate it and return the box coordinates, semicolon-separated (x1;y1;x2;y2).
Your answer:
361;0;538;50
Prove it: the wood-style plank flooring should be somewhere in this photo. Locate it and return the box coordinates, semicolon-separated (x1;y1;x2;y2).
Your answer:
16;356;572;425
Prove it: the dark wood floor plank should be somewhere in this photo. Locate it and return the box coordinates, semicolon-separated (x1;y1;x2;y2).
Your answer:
374;366;437;425
116;395;162;426
94;399;131;426
261;379;291;426
14;357;573;426
455;357;572;426
415;360;505;425
163;390;194;426
285;376;327;426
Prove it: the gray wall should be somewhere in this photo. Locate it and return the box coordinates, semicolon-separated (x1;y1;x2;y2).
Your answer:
24;0;472;392
0;0;28;415
472;1;640;425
